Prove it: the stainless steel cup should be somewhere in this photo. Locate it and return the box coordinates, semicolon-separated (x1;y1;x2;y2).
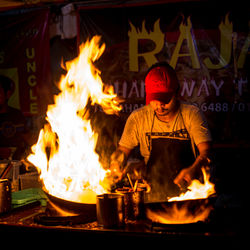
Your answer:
96;193;124;228
116;187;145;221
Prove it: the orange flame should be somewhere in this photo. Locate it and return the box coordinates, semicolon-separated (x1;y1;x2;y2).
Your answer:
27;36;121;204
169;167;215;202
147;167;216;224
146;200;212;224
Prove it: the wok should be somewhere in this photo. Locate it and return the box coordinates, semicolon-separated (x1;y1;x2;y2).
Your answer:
145;196;216;211
33;191;97;226
144;196;217;224
44;191;96;219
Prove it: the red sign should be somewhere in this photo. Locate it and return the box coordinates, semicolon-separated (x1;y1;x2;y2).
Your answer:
0;8;51;116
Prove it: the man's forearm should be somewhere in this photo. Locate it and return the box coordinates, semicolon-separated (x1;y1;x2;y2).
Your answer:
191;142;211;171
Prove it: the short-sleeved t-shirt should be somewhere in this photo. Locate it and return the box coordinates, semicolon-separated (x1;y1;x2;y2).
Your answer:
119;102;212;163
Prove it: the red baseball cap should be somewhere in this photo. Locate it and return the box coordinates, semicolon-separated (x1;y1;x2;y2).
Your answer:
145;63;179;105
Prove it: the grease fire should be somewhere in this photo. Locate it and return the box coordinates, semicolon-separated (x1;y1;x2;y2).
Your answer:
27;36;215;225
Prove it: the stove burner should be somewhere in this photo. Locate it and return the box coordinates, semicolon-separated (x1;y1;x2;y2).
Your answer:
146;218;233;235
34;213;94;226
34;201;96;226
148;221;208;232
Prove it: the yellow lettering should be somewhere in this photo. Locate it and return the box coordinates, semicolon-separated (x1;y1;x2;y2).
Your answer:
29;89;37;100
170;17;200;69
28;75;36;87
128;19;164;72
27;61;36;73
203;14;232;69
30;102;38;114
26;47;35;59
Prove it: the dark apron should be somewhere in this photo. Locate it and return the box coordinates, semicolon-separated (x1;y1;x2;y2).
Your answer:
146;133;195;201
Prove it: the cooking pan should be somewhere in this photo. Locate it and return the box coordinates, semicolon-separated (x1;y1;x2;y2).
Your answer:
44;191;96;219
145;196;216;224
145;196;216;211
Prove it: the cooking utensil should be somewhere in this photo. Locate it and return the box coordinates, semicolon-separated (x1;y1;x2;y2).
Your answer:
145;196;216;224
0;179;11;214
145;196;216;211
44;191;96;219
34;212;95;226
127;173;134;190
96;193;124;228
116;187;145;220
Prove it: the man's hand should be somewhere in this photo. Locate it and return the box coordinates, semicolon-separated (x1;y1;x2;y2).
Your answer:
173;165;196;188
109;160;123;181
174;142;211;188
109;146;131;181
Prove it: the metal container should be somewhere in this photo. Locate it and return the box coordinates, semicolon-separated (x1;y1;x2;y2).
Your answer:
0;179;11;214
116;187;145;221
44;190;96;219
96;193;124;228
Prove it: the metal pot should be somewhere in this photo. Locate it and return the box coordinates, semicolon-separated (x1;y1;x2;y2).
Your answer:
0;179;11;214
96;193;124;228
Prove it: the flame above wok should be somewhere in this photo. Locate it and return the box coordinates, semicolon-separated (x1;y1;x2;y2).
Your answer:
27;36;121;204
146;167;216;224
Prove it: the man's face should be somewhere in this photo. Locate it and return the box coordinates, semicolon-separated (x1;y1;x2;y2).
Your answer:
150;96;176;117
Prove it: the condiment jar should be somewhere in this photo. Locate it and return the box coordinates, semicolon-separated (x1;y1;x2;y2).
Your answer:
0;179;11;214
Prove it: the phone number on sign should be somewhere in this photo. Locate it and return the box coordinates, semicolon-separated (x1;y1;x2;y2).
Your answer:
194;102;250;112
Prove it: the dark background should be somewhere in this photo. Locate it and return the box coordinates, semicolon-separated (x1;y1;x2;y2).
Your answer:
0;1;249;200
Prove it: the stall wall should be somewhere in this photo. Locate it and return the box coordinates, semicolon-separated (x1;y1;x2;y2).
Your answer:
0;8;51;116
78;1;249;146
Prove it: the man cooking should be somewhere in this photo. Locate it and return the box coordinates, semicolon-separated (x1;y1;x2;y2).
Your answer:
110;62;212;201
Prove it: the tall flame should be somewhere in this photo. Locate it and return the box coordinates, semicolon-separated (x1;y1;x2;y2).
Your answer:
27;36;121;203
